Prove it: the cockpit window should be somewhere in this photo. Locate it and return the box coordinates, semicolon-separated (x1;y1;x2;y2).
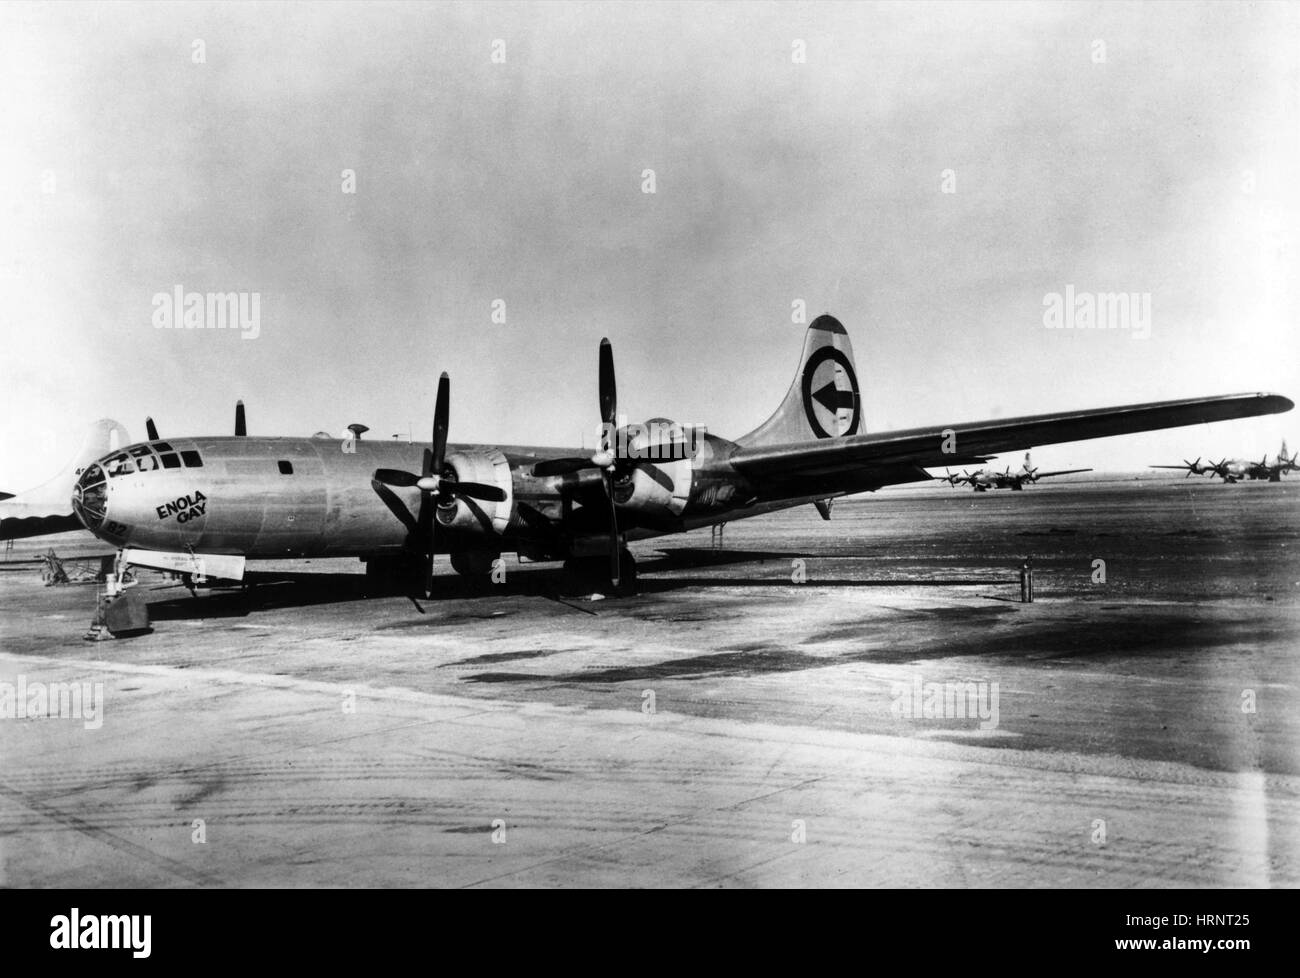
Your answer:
129;445;153;458
153;441;174;452
181;450;203;468
103;453;134;477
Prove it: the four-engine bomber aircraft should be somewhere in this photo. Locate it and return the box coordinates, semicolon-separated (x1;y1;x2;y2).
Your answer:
1;314;1293;597
1151;442;1298;483
940;452;1091;491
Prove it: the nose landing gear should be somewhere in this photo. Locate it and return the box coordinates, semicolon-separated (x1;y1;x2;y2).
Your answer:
84;551;148;640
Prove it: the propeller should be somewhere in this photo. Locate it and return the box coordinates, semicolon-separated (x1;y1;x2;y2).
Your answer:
235;400;247;437
145;417;159;441
371;373;507;596
1151;457;1206;478
529;339;625;589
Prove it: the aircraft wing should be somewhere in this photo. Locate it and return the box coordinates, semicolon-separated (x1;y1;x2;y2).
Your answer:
731;393;1293;491
0;504;83;541
1031;468;1092;479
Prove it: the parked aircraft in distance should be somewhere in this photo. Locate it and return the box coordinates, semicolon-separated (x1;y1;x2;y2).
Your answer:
1;314;1293;600
939;452;1091;491
1151;441;1298;482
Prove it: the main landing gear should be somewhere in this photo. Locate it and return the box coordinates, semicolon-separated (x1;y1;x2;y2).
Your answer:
366;546;638;599
362;554;425;597
562;548;637;597
363;549;506;597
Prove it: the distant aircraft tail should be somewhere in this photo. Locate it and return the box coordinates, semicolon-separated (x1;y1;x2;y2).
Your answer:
737;314;863;447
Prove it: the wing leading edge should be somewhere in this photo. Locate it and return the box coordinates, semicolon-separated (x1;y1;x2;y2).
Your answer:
731;393;1294;487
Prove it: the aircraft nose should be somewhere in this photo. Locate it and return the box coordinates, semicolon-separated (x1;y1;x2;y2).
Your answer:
71;462;108;530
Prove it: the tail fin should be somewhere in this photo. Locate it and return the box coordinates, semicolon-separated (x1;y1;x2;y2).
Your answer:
737;314;862;447
0;418;129;540
4;419;128;506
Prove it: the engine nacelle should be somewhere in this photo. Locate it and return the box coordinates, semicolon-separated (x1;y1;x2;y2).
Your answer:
435;448;514;536
611;418;696;520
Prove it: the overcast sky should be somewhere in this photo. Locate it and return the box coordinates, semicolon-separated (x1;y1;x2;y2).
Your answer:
1;0;1296;488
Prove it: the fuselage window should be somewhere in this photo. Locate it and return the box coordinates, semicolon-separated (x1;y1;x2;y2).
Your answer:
277;460;294;475
181;450;203;468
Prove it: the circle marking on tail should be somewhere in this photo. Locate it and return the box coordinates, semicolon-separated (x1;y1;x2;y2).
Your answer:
801;347;860;438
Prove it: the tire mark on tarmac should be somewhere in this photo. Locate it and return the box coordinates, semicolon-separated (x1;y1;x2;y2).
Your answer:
0;781;220;886
454;774;828;888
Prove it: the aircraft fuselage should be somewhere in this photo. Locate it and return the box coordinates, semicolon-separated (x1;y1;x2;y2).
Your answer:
69;433;789;561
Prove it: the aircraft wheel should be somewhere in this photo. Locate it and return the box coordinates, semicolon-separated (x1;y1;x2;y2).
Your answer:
363;555;422;597
560;552;636;596
450;550;500;578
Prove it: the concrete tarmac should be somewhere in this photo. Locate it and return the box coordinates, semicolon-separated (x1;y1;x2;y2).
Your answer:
1;479;1297;887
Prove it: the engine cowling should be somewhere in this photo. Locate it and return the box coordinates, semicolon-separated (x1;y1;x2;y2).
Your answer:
435;448;514;536
611;418;696;520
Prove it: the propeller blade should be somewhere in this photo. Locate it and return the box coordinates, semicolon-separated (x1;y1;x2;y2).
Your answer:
606;470;620;590
532;457;597;478
145;417;159;441
426;518;437;598
418;449;435;596
447;480;507;503
432;373;449;474
235;400;246;437
599;338;617;428
369;479;419;535
373;468;421;488
637;438;693;462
